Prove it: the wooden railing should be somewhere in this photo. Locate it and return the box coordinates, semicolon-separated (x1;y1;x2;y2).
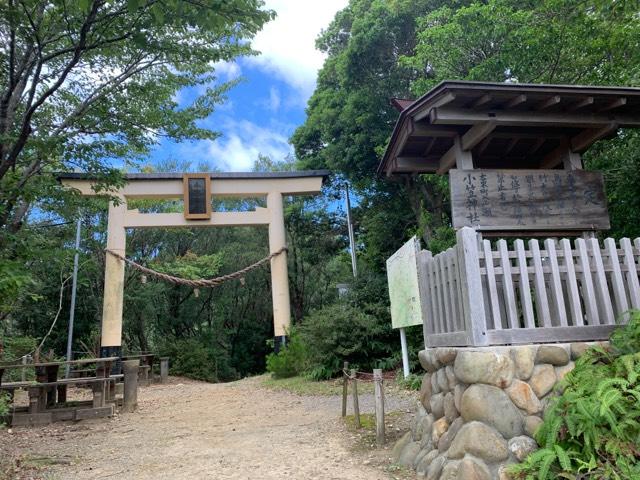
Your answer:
419;227;640;347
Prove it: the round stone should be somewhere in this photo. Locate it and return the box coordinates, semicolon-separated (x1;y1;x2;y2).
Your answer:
438;416;463;453
414;413;435;442
505;379;542;415
416;449;439;476
447;421;509;462
437;368;450;393
446;365;457;390
460;384;523;438
510;346;536;380
435;347;458;365
528;364;557;398
397;441;422;467
536;345;570;366
419;349;441;373
420;373;433;409
432;417;449;447
555;362;575;382
439;460;460;480
431;371;441;395
508;435;538;461
524;415;543;437
454;350;514;388
430;392;445;419
426;455;447;480
570;342;590;360
444;392;459;422
392;431;411;462
454;384;466;412
457;456;491;480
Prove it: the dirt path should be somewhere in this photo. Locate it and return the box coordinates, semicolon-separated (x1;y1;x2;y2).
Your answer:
1;376;416;479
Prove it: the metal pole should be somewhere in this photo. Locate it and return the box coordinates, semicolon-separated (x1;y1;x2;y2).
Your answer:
399;328;410;379
65;218;82;378
345;184;357;278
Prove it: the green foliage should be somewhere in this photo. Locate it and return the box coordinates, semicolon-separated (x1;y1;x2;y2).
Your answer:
0;393;8;427
396;373;422;391
298;271;396;380
510;313;640;479
265;332;307;379
154;251;223;280
158;335;237;383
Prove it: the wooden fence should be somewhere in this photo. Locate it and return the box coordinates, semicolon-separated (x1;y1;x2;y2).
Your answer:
419;227;640;347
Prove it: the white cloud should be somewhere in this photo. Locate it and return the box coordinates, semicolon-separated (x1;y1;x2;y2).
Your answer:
245;0;349;102
213;60;242;81
180;118;293;171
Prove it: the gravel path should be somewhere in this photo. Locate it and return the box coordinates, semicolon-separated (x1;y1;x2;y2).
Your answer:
0;376;418;480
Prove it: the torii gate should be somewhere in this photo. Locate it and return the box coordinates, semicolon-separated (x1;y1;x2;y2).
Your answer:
59;171;328;358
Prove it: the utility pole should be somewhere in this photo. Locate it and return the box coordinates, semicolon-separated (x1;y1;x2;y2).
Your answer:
345;184;358;278
65;218;82;378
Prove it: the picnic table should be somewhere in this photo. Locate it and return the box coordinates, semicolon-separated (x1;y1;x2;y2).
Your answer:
121;353;156;386
0;357;121;426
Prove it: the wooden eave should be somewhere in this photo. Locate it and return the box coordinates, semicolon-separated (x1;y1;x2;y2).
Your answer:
378;80;640;176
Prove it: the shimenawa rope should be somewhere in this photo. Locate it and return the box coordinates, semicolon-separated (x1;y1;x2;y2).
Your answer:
105;246;287;288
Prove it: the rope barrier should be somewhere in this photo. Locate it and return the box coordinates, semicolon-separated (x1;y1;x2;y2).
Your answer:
105;246;288;288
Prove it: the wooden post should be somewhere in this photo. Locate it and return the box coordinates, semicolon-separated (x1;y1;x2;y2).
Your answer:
374;369;385;446
160;357;169;384
351;368;360;428
456;227;489;346
341;361;349;417
122;359;139;413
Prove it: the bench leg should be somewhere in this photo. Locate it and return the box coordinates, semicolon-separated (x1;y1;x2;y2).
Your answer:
57;384;67;404
92;382;105;408
28;387;41;413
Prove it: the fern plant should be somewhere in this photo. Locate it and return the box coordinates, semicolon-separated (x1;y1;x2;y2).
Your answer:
510;312;640;480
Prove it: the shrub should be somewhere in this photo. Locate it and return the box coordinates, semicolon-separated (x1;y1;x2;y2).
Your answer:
299;302;395;380
265;331;307;379
510;311;640;479
0;393;8;427
158;335;237;383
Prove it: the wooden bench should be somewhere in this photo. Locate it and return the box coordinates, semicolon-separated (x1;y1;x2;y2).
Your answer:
0;357;121;427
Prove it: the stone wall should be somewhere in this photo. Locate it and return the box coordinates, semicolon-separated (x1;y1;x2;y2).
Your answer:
392;342;602;479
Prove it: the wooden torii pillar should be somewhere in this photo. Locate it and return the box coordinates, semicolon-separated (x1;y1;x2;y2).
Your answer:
59;171;328;357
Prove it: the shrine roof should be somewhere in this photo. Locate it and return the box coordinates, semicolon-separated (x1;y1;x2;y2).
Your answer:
379;80;640;176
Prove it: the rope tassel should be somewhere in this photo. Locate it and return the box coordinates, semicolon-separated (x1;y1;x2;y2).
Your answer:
105;246;287;288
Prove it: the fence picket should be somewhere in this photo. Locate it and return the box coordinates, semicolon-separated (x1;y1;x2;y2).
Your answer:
620;238;640;309
426;254;438;334
604;238;629;317
417;250;434;344
529;239;552;328
446;249;460;331
560;239;583;326
544;239;568;327
439;250;453;333
483;240;502;330
432;257;445;334
589;238;615;325
575;238;599;325
515;239;535;329
498;239;519;329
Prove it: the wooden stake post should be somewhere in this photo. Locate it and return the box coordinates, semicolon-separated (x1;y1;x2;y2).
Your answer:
341;361;349;417
374;369;385;446
351;368;361;428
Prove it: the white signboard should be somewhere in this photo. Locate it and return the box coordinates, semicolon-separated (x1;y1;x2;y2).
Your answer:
386;236;424;329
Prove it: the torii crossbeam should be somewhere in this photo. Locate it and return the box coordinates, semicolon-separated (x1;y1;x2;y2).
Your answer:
59;171;329;357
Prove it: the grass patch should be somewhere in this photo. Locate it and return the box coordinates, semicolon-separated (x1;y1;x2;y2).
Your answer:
260;374;375;396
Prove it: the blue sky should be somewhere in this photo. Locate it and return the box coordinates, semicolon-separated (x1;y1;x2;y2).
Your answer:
148;0;349;172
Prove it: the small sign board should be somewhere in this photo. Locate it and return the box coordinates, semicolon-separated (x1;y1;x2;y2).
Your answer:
450;169;610;231
386;236;424;329
183;174;211;220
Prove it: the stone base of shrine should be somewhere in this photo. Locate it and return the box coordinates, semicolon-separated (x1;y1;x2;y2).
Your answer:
392;342;606;479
